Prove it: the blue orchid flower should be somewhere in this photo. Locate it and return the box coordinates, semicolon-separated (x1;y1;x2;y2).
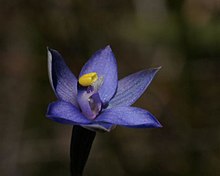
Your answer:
46;46;162;132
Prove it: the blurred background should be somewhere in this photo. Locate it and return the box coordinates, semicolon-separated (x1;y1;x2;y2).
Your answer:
1;0;220;175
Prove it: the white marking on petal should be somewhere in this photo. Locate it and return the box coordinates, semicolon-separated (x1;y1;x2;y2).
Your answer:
47;48;55;92
82;124;116;132
92;76;104;92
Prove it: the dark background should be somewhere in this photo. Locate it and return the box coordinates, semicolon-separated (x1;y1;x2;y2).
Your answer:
1;0;220;175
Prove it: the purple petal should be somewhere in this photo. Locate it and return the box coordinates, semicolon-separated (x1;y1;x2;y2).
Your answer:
79;46;118;103
48;48;78;107
108;68;161;108
95;107;162;128
46;101;91;125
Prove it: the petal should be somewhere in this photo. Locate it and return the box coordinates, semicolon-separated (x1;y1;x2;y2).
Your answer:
46;101;91;125
95;107;162;128
79;46;118;103
108;68;161;108
48;48;78;107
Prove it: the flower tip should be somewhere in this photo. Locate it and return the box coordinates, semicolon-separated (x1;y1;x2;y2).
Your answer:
105;45;112;51
153;66;162;72
152;119;163;128
47;47;54;53
157;66;162;70
156;122;163;128
150;66;162;74
47;47;55;58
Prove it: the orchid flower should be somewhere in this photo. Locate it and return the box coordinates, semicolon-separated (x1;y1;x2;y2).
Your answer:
46;45;161;132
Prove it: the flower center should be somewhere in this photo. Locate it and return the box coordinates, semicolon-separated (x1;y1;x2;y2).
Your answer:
77;72;103;120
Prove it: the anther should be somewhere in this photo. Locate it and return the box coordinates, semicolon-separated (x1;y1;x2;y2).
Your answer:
79;72;98;86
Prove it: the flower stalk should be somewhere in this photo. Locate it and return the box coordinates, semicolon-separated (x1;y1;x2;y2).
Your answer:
70;125;96;176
